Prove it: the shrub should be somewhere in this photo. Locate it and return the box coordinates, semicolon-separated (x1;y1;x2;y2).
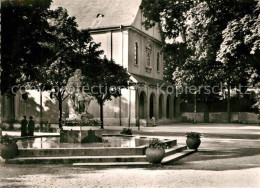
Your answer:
120;128;132;135
0;123;9;131
186;132;201;139
0;134;17;145
147;138;167;149
81;119;101;127
64;118;101;127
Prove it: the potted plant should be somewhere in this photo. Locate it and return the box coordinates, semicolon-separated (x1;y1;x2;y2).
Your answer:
186;132;201;150
0;134;19;159
145;139;167;164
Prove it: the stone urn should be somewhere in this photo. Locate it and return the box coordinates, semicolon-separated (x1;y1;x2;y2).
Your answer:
186;132;201;150
186;137;201;149
145;148;165;164
0;143;18;159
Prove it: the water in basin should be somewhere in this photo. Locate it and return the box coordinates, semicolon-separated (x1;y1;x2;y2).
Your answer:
17;136;151;149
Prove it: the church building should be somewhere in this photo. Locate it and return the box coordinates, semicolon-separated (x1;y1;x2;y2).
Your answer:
1;0;178;126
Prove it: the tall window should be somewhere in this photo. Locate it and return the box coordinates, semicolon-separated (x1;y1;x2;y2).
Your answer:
157;52;160;71
134;42;138;65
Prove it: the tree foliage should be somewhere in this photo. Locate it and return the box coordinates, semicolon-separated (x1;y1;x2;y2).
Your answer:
1;1;104;128
1;0;52;94
141;0;260;120
141;0;259;88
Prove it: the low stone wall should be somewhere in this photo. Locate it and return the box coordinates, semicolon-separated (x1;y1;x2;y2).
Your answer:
180;113;204;123
209;112;229;123
181;112;259;124
238;112;259;124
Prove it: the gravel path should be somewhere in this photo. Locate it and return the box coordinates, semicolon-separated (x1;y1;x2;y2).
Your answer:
1;167;259;188
0;124;260;187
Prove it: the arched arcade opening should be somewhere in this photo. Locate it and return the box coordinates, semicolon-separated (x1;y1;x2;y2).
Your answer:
159;94;164;119
166;95;172;119
138;91;147;119
149;93;156;119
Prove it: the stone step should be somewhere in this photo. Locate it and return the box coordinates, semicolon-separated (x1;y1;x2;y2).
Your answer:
72;146;188;167
18;140;177;157
18;147;147;157
7;145;192;165
164;145;187;157
73;162;152;167
6;155;148;164
161;149;197;165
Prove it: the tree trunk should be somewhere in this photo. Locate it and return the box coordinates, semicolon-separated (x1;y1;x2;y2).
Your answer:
58;93;63;129
40;90;43;124
9;95;15;129
227;86;231;123
100;103;104;129
193;92;197;124
258;107;260;125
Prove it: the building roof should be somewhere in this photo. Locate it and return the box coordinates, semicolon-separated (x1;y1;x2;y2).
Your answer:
51;0;142;30
131;74;172;88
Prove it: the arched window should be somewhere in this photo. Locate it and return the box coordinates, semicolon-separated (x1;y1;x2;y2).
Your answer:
134;42;138;65
157;52;160;71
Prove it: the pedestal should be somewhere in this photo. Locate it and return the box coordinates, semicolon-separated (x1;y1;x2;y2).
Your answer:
60;126;103;143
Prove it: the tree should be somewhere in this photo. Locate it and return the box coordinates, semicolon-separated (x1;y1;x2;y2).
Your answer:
216;1;260;121
1;0;52;94
1;0;52;125
141;0;260;122
39;8;102;129
82;58;130;129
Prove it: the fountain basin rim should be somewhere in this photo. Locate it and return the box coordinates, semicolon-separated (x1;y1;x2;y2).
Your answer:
18;145;148;151
62;126;100;131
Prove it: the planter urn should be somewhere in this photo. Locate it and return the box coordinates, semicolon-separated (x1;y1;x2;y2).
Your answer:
186;137;201;150
0;143;18;159
145;148;165;164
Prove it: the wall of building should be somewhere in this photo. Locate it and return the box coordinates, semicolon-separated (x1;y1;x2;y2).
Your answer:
128;29;163;80
132;9;162;42
87;88;137;126
136;86;175;124
91;29;129;69
1;90;136;126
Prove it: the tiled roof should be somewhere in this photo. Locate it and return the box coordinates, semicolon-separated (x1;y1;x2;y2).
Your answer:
51;0;142;30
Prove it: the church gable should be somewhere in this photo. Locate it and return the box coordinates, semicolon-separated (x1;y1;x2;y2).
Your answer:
131;9;163;42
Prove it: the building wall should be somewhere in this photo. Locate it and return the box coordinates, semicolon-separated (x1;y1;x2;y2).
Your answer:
87;88;137;126
132;9;162;42
128;29;163;80
91;30;129;69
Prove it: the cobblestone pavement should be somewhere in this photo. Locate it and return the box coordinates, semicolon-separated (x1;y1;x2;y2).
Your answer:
0;124;260;187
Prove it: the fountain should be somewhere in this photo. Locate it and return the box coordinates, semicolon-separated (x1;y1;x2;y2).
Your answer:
60;69;102;143
3;69;196;165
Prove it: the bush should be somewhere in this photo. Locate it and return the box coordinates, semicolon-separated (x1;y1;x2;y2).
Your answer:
0;134;17;145
64;119;101;127
147;138;167;149
81;119;101;127
186;132;201;139
0;123;9;131
120;128;132;135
